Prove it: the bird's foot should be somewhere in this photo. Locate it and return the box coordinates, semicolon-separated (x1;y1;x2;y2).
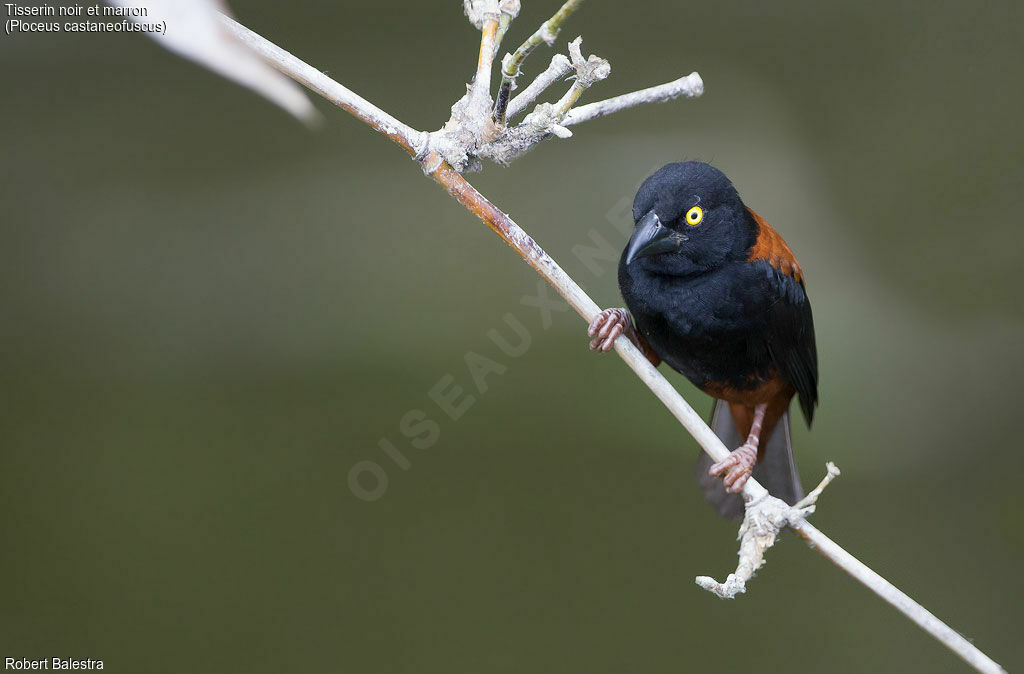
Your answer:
709;444;758;494
588;308;634;352
587;308;662;367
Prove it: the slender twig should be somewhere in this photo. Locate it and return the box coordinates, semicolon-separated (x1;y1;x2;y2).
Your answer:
794;460;841;511
219;14;1006;674
492;1;521;57
562;72;705;126
493;0;586;124
551;37;610;117
472;17;500;106
505;53;572;120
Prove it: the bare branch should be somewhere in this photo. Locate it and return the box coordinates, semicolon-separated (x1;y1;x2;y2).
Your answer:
563;72;705;126
493;1;522;57
469;7;501;107
794;460;841;512
505;53;572;120
493;0;586;124
696;463;841;599
552;37;611;117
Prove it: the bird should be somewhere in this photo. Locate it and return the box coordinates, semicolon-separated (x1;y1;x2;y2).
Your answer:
587;161;818;519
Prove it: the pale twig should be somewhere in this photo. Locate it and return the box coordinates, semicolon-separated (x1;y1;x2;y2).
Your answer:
794;460;841;512
552;37;610;117
465;1;520;108
492;0;522;57
473;22;500;105
216;13;1004;674
493;0;585;124
472;37;609;161
562;72;705;126
505;53;572;120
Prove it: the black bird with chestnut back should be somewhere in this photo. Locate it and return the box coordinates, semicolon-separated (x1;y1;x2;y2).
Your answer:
587;161;818;519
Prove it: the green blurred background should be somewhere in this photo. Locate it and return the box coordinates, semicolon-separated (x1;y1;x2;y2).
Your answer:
2;1;1022;671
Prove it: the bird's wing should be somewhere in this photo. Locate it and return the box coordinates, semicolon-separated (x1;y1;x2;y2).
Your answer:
745;209;818;425
767;269;818;425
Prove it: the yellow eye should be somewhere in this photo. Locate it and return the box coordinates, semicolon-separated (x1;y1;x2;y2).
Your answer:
685;205;703;226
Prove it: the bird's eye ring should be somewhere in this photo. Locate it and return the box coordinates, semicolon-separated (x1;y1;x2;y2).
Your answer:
685;205;703;226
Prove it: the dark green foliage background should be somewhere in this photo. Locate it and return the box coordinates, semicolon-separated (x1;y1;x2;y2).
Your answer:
2;1;1022;671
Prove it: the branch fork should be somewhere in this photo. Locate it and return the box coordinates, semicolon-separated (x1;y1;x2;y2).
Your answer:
696;462;842;599
426;0;700;171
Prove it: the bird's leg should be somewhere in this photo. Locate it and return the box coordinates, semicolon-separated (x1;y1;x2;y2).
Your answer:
709;403;767;494
587;308;661;367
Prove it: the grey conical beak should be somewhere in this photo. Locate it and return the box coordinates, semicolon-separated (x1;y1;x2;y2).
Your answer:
624;211;681;265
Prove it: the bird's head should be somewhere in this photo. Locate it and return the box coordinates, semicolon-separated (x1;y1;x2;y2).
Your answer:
625;162;756;275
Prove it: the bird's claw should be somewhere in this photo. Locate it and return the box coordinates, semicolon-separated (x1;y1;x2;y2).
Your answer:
709;444;758;494
588;308;632;352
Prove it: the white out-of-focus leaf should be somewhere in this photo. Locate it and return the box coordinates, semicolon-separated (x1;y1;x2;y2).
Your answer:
107;0;317;123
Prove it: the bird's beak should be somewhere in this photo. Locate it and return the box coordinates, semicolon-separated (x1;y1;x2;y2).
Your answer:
624;210;681;265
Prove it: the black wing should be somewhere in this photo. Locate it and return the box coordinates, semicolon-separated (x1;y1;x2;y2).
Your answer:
755;260;819;425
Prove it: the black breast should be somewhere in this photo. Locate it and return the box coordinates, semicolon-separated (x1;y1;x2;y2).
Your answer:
619;260;780;391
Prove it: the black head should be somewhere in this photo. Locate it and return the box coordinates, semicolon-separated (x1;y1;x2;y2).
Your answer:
625;162;756;275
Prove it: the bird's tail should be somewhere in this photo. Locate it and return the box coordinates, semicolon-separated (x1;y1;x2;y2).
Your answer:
695;399;805;520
